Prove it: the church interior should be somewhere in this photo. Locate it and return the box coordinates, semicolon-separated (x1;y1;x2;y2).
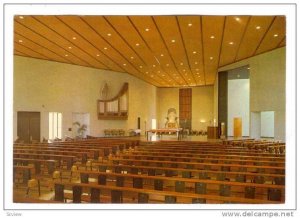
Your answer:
11;14;286;205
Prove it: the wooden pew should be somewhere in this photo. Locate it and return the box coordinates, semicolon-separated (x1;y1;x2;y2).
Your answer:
54;181;282;204
13;158;58;175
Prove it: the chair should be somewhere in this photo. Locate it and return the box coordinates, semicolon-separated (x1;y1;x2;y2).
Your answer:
245;186;255;199
274;177;285;185
154;179;163;191
99;165;107;172
116;176;124;187
148;169;156;176
199;172;209;180
138;193;149;203
80;173;89;184
54;183;64;202
91;188;100;203
268;189;282;201
253;176;265;184
26;179;40;196
216;173;226;181
165;196;176;203
235;174;246;183
175;181;185;193
195;182;207;194
219;185;231;197
182;171;192;178
70;165;78;181
133;178;143;189
98;175;106;185
165;170;174;177
111;190;123;203
85;161;92;171
192;198;206;203
72;186;82;203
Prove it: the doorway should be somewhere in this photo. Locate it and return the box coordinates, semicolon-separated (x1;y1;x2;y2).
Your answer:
17;111;40;143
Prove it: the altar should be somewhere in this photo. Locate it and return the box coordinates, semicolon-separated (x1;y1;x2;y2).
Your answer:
146;128;183;141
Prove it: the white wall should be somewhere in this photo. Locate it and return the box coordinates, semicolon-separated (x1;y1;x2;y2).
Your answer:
217;47;286;141
250;112;261;139
261;111;275;138
227;79;250;136
157;86;214;130
13;56;157;140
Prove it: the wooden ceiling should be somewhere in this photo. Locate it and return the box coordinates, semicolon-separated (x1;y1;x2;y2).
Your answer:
14;15;286;87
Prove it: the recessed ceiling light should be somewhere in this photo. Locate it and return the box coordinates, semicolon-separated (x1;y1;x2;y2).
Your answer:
18;39;23;43
123;63;127;66
171;39;176;43
210;35;215;39
210;57;213;60
157;71;160;73
65;54;68;57
256;26;261;30
130;56;134;59
193;51;197;54
19;16;24;19
150;75;154;77
104;47;108;50
68;46;72;49
135;43;140;46
96;54;100;57
198;75;201;77
139;66;143;68
183;69;186;72
162;74;165;77
160;54;164;57
229;42;234;45
72;37;76;40
195;62;198;65
180;63;183;65
145;71;149;74
273;34;278;37
188;78;191;81
107;33;111;37
235;17;240;21
188;23;192;27
247;67;250;70
152;64;156;67
166;64;169;67
173;73;176;76
145;28;150;32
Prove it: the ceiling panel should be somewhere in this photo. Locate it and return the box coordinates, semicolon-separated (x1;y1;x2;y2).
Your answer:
255;16;286;55
235;16;274;62
14;15;286;88
219;16;250;67
202;16;225;85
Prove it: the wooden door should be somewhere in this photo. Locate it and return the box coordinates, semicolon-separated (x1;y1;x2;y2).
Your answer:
17;112;40;143
233;117;242;138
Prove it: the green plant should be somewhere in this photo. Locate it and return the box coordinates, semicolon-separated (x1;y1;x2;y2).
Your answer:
73;122;87;137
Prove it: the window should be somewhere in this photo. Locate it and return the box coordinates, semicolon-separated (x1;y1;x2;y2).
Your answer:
49;112;62;139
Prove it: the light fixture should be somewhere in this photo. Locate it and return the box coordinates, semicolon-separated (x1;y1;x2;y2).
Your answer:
135;43;140;46
107;33;112;37
188;78;191;81
145;28;150;32
185;73;188;76
18;39;23;43
210;35;215;39
68;46;72;49
162;74;165;77
123;63;127;66
166;64;169;66
273;34;278;37
171;39;176;43
229;42;234;45
130;56;134;59
152;64;156;67
65;54;68;57
180;63;183;65
96;54;100;57
188;23;192;27
150;75;154;77
183;69;186;72
256;26;261;30
160;54;164;57
247;67;250;70
195;62;198;64
145;71;149;74
139;66;143;68
72;36;76;40
157;71;160;73
104;47;108;50
209;57;213;60
19;16;24;19
193;51;197;54
235;17;240;21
